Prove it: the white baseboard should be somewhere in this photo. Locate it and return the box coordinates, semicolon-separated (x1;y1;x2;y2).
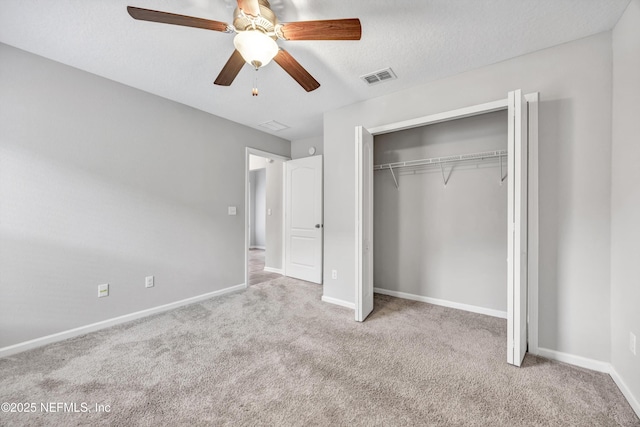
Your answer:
249;246;265;250
321;295;355;310
263;266;284;275
0;283;246;358
610;366;640;418
374;287;507;319
537;347;611;373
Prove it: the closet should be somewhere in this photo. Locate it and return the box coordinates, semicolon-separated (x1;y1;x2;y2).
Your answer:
373;110;508;317
355;91;537;366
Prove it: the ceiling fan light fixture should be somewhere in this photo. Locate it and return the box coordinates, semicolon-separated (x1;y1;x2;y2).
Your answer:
234;30;279;69
127;3;362;92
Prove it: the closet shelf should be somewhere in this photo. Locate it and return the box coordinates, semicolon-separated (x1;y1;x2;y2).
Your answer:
373;149;507;171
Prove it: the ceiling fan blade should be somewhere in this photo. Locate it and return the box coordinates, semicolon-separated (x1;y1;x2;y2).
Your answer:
279;19;361;41
236;0;261;17
273;49;320;92
214;50;246;86
127;6;229;32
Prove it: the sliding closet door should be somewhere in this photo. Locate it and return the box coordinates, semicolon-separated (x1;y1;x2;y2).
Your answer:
355;126;374;322
507;90;528;366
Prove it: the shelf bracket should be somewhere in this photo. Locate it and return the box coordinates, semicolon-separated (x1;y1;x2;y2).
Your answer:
388;165;399;189
440;163;451;187
500;154;507;184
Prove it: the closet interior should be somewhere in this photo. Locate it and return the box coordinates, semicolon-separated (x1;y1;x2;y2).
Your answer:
373;110;509;317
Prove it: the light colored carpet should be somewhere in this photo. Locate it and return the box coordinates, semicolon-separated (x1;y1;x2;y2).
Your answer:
248;249;282;286
0;277;638;426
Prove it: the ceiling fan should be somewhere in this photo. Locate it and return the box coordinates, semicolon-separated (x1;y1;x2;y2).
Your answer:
127;0;361;93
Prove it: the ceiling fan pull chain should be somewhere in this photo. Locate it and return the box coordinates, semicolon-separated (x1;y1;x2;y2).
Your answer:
252;69;259;96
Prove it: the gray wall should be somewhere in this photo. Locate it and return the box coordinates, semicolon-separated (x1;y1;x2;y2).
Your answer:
611;0;640;408
324;32;613;362
265;159;284;270
374;111;507;312
0;43;290;348
291;136;323;159
250;168;266;248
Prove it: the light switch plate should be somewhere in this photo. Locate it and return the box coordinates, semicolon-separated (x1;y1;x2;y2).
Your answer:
98;283;109;298
228;206;237;215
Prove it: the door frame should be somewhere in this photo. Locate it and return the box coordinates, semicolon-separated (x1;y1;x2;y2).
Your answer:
357;93;540;357
244;147;290;289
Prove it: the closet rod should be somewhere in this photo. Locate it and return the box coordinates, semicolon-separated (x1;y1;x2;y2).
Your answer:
373;149;507;172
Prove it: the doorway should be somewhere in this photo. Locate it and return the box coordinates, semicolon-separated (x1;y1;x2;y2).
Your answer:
245;148;325;287
244;148;289;288
355;91;539;367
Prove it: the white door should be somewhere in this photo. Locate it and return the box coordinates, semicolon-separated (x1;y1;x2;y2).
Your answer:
285;155;323;283
507;89;528;366
355;126;374;322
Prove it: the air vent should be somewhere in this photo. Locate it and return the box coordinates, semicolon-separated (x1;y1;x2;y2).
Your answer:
360;67;397;86
258;120;289;132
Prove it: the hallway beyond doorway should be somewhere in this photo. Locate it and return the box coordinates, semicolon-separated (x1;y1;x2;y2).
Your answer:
249;249;282;286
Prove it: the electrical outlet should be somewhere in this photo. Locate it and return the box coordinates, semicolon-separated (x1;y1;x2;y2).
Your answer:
630;332;636;356
98;283;109;298
331;269;337;280
228;206;237;215
145;276;154;288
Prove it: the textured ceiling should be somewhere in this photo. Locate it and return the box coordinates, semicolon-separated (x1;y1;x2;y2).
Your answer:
0;0;631;141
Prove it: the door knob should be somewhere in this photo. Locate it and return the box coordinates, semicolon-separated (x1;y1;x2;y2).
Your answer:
315;224;323;228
